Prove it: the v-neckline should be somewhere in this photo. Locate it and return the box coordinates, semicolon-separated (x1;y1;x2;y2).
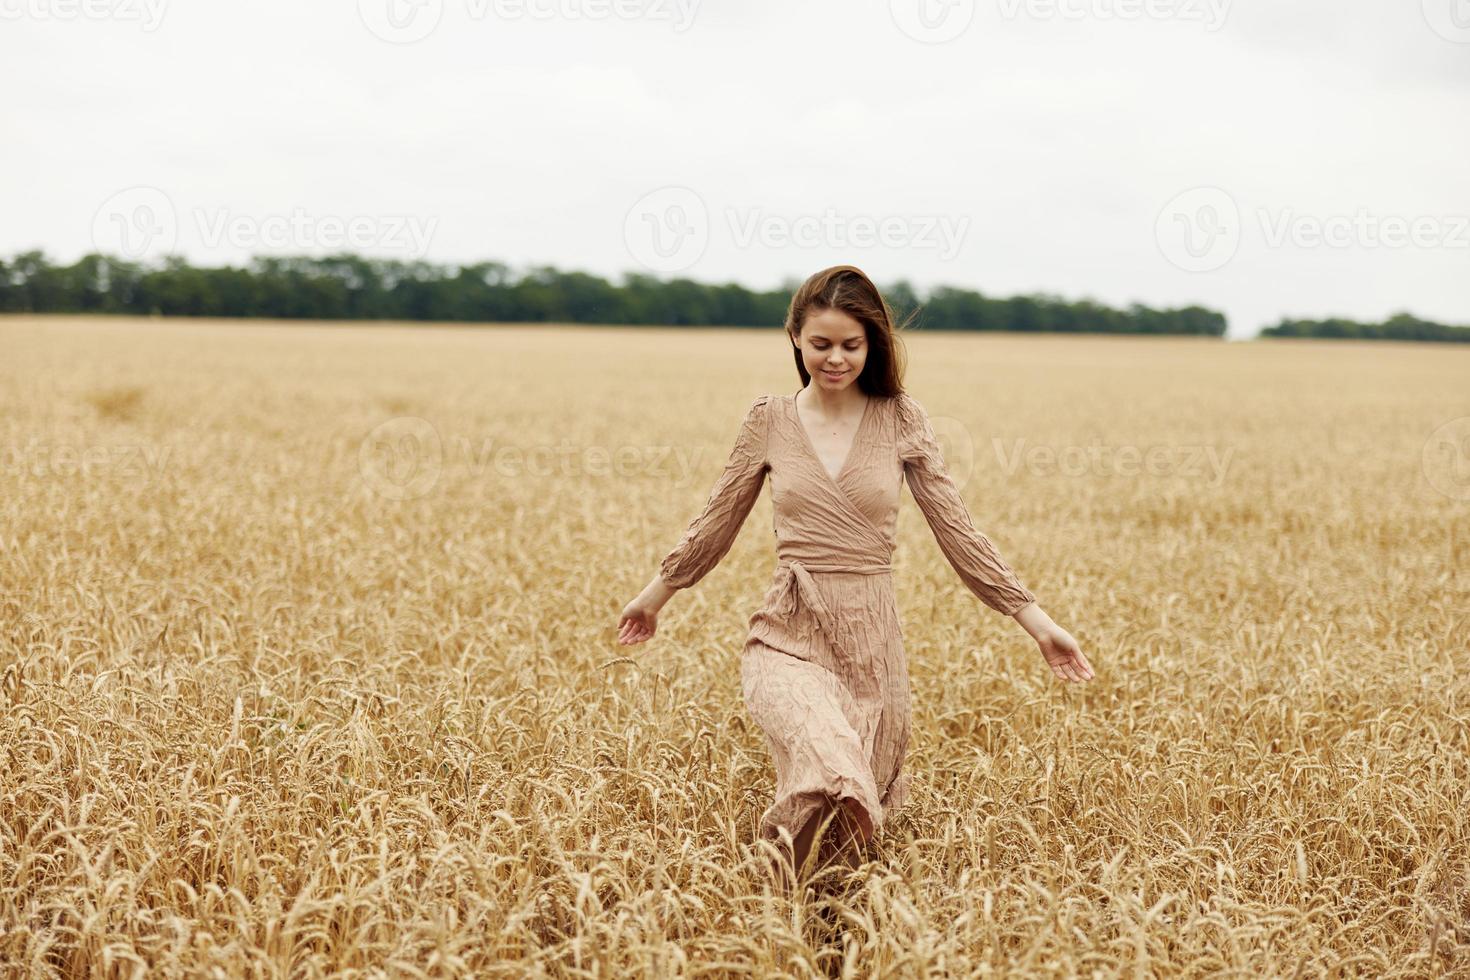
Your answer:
789;390;874;489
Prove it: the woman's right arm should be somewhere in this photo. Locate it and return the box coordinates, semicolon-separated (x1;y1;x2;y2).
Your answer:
657;394;771;591
618;395;771;644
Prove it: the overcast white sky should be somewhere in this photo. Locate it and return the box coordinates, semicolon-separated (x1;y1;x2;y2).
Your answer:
3;0;1468;337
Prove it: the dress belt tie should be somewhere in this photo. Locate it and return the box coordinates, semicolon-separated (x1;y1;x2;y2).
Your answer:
772;558;892;660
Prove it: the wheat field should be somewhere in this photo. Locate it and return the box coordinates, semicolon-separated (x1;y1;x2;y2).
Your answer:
0;314;1466;978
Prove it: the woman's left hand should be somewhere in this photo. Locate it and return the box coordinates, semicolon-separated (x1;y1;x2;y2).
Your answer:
1037;626;1094;683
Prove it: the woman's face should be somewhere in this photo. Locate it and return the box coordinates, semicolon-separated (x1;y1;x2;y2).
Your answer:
793;308;869;391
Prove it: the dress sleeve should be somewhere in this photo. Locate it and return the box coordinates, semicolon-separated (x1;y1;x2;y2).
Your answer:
657;395;772;590
897;392;1037;616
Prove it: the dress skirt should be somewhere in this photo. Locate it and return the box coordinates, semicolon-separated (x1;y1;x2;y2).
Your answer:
741;560;912;846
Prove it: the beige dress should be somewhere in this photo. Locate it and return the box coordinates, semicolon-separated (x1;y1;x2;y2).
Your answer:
658;390;1036;846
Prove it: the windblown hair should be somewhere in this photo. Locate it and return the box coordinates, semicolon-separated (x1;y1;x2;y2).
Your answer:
783;265;912;397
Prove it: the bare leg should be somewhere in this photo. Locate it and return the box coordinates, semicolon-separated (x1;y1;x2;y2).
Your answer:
792;800;833;881
817;799;868;871
764;797;872;897
764;799;839;897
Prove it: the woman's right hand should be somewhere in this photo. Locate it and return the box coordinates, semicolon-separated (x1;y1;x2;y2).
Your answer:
617;598;659;645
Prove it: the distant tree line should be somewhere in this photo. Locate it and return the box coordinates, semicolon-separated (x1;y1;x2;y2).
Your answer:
0;250;1229;336
1261;312;1470;343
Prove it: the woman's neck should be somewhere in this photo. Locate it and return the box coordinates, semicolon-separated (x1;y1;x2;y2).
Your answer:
799;381;867;418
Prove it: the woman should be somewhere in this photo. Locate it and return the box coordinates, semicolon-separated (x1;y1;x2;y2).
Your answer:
616;265;1093;893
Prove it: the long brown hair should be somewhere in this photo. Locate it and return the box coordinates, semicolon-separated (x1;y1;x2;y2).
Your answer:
784;265;911;397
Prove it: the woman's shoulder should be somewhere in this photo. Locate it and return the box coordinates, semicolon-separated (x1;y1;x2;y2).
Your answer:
890;389;926;426
742;393;782;437
889;390;934;460
746;393;780;419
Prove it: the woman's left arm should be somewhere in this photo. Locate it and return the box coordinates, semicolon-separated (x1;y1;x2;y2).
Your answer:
898;392;1093;682
1012;604;1094;683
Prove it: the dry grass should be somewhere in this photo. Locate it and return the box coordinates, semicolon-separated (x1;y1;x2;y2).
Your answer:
0;314;1466;978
